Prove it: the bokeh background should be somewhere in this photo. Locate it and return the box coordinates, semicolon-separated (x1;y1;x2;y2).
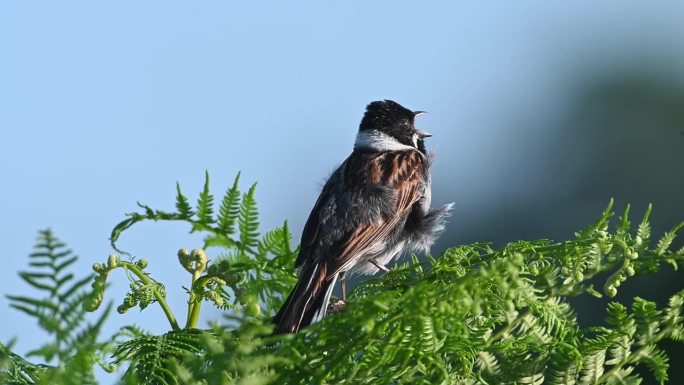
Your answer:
1;2;683;383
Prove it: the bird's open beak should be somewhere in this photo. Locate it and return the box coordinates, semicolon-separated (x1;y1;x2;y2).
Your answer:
413;111;431;138
416;129;432;138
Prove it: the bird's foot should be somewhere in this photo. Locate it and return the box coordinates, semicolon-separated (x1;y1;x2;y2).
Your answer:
369;259;390;273
326;299;346;315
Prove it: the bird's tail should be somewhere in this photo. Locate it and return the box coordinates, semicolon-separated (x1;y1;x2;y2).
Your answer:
273;262;338;334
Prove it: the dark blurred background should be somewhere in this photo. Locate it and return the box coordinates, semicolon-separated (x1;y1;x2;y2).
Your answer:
2;2;682;383
432;66;684;383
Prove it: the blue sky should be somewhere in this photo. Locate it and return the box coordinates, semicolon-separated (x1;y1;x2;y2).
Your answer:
2;1;683;380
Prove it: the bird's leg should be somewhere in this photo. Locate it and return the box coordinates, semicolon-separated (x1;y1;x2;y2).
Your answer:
326;272;347;316
340;272;347;302
369;259;390;273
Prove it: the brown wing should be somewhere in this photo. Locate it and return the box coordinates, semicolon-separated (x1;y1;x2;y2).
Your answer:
274;149;426;333
330;150;426;276
294;168;340;268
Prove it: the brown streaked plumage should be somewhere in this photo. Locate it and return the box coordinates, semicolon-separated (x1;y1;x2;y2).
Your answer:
273;100;453;334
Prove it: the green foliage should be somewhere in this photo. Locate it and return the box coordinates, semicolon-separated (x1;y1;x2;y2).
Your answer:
217;172;242;236
2;230;113;385
2;174;683;385
113;329;204;384
172;319;285;385
257;199;683;385
84;254;180;330
0;341;46;385
108;172;298;316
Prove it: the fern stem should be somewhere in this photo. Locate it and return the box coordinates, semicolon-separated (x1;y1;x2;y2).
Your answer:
187;300;202;329
119;262;181;330
186;270;202;329
152;290;181;331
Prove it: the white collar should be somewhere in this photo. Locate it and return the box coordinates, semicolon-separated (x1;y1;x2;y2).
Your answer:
354;129;416;152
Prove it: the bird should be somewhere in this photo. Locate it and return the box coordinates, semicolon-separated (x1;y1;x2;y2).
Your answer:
273;100;454;334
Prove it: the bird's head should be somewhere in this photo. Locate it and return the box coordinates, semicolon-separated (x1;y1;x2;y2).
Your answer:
359;100;431;153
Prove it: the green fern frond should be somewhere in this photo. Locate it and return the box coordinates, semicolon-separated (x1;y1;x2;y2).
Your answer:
579;349;606;385
615;204;631;239
576;198;614;239
641;345;669;384
605;335;631;366
476;351;500;377
59;291;91;340
0;341;46;385
110;172;257;252
4;231;113;384
173;320;283;385
636;203;652;248
605;303;631;330
654;222;684;256
603;366;638;385
257;226;286;260
6;230;105;365
238;183;259;251
547;345;580;385
114;329;204;385
195;171;215;228
633;298;661;345
175;182;194;220
662;293;684;341
218;172;242;236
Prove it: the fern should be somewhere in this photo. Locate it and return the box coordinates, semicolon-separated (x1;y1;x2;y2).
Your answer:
4;175;684;385
655;223;684;257
218;172;241;236
194;170;215;230
175;182;194;220
105;172;297;317
3;230;113;385
6;231;110;366
255;201;684;384
110;172;253;252
237;183;259;252
0;341;46;385
113;329;203;385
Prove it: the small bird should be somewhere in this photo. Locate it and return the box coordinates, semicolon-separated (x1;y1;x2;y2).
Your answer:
273;100;453;334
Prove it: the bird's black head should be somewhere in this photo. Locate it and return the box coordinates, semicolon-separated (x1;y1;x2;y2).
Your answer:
359;100;430;153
